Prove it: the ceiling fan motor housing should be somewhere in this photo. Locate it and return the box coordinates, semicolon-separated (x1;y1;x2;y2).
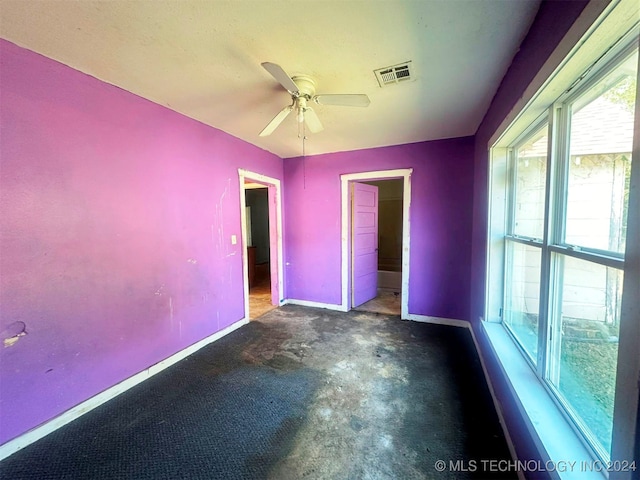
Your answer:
291;75;316;98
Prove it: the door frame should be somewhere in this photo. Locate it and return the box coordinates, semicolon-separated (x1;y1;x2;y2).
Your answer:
340;168;413;318
238;169;285;320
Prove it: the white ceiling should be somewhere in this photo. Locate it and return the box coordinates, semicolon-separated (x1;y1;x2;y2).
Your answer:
0;0;541;158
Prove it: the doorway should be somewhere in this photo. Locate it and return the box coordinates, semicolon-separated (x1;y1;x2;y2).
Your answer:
340;169;412;318
245;186;274;319
354;179;404;315
239;170;284;321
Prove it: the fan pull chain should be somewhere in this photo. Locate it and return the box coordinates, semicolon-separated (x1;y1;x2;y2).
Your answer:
302;121;307;189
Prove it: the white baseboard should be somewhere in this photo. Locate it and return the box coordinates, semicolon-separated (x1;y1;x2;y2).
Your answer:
1;311;521;476
0;316;249;461
405;313;470;329
283;299;348;312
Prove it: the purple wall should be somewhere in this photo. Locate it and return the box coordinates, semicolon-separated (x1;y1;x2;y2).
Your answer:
284;137;475;321
469;0;590;325
0;39;283;444
0;0;595;454
469;0;591;471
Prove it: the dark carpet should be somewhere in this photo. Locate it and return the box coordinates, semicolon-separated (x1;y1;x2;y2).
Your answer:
0;305;516;479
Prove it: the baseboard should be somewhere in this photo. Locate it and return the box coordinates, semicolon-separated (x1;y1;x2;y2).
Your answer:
0;316;249;461
405;313;470;329
1;312;521;474
283;299;348;312
468;325;525;480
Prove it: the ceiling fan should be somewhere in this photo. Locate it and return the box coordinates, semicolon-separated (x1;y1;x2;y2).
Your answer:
259;62;371;137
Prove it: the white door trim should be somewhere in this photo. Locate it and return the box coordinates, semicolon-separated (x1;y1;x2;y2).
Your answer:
238;169;285;320
340;168;413;318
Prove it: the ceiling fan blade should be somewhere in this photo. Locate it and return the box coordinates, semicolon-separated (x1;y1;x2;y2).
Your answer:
303;107;324;133
261;62;299;95
259;105;293;137
313;94;371;107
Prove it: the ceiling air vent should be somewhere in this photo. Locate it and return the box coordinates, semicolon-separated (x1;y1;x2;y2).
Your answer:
374;61;414;87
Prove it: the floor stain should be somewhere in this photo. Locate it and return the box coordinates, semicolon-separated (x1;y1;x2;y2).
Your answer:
255;305;515;480
0;304;515;480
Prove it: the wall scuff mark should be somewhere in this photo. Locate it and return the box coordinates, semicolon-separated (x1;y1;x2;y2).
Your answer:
2;321;27;347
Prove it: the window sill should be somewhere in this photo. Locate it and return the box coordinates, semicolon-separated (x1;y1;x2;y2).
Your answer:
482;321;606;480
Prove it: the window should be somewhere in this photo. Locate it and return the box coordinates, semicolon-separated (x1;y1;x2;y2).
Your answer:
503;123;549;363
547;256;623;453
494;40;637;462
564;53;636;255
513;124;548;240
504;241;541;362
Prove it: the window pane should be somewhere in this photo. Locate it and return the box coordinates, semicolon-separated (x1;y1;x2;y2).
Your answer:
514;125;548;239
549;255;622;454
566;51;637;253
504;241;541;362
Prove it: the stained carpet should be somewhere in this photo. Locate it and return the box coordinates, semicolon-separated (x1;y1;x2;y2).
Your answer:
0;305;516;479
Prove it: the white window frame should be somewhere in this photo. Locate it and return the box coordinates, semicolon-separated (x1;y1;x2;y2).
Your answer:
485;3;639;477
502;118;550;366
506;41;636;461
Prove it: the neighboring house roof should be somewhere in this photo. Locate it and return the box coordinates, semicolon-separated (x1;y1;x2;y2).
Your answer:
519;96;634;157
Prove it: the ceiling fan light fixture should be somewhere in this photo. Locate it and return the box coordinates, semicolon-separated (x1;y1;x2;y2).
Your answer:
296;96;307;124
